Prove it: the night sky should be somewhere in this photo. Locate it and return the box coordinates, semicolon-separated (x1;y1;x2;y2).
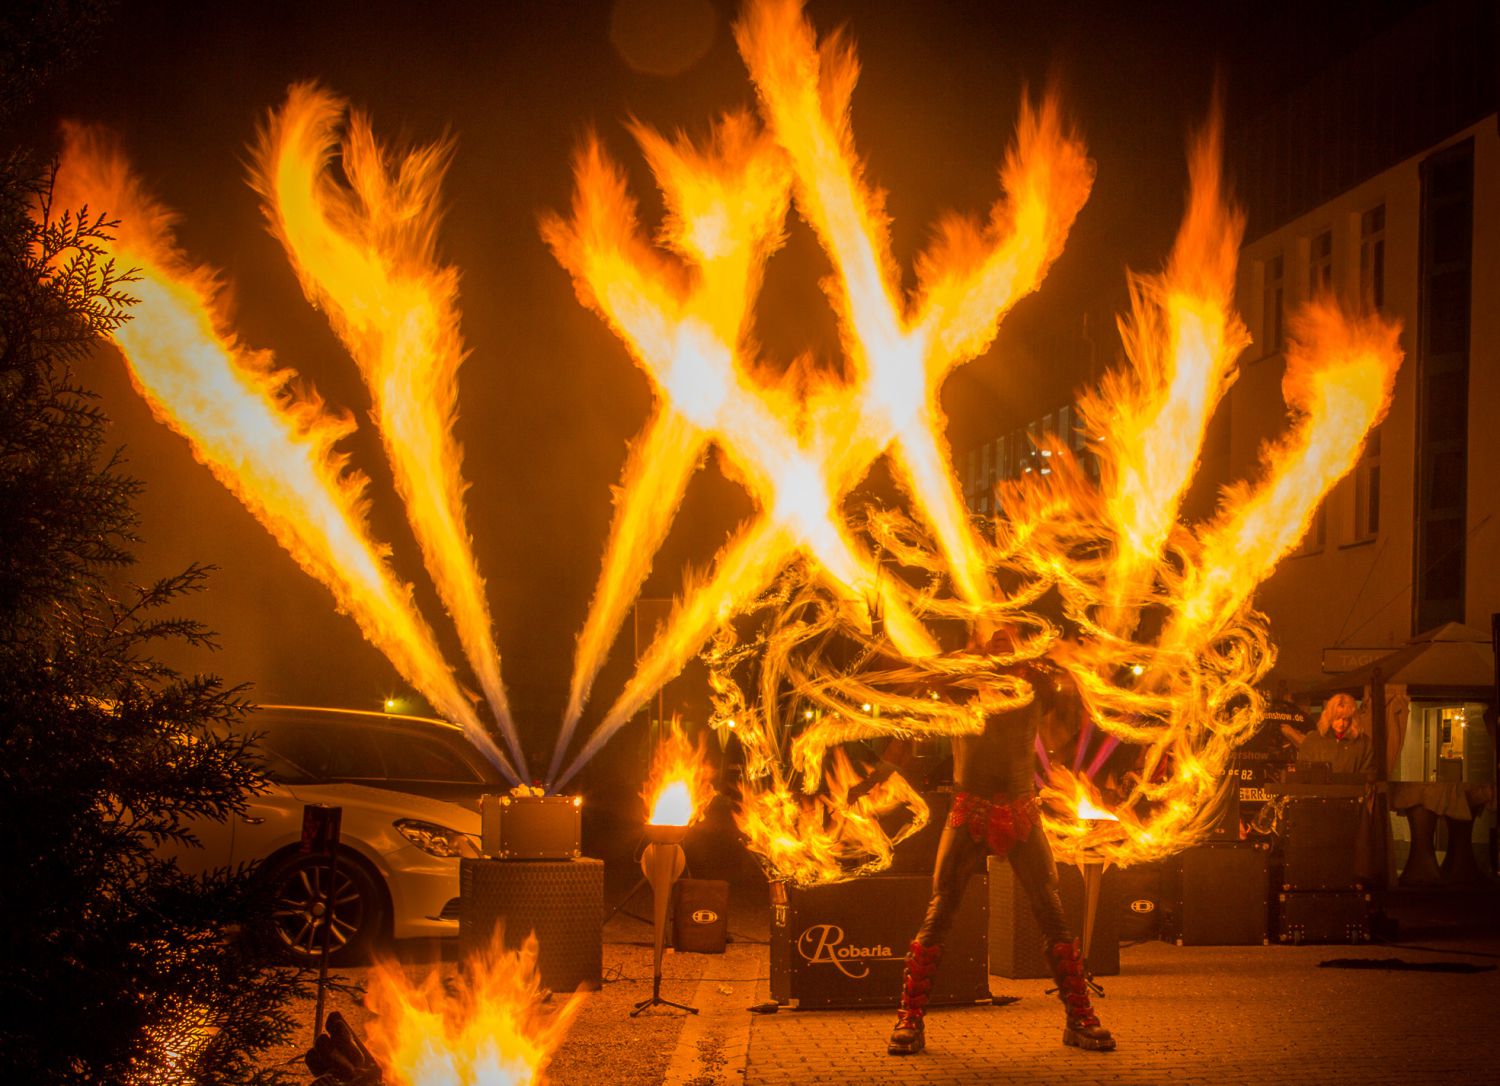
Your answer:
22;0;1426;766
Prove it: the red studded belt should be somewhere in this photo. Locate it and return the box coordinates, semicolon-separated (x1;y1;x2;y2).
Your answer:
949;791;1039;855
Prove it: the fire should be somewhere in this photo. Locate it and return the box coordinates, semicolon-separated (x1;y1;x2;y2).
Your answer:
254;84;528;778
546;0;1092;787
1087;116;1249;632
642;721;715;827
688;4;1401;876
48;0;1406;879
50;126;521;785
364;931;581;1086
735;748;929;888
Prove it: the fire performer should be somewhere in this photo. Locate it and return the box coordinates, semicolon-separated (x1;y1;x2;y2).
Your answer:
888;631;1115;1055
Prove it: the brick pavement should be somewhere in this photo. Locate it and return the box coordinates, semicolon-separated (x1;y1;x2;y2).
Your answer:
741;939;1500;1086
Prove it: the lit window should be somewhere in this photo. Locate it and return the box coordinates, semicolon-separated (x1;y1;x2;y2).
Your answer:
1360;204;1385;311
1263;253;1284;355
1309;230;1333;296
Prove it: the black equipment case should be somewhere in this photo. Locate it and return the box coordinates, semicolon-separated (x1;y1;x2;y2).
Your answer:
460;858;603;990
769;873;989;1009
1281;796;1364;891
1167;842;1271;946
1277;891;1373;944
672;878;729;953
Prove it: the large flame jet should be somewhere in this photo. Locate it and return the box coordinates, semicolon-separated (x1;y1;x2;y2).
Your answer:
710;104;1402;878
546;0;1093;787
254;84;528;778
52;126;521;785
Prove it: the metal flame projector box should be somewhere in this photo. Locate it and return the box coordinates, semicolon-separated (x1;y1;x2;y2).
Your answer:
480;794;582;860
988;856;1121;979
460;857;603;991
769;873;989;1009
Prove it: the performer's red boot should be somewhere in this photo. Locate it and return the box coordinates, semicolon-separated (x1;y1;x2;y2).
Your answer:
1047;939;1116;1051
886;941;941;1055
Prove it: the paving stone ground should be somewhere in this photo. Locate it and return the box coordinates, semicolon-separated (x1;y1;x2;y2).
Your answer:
263;875;1498;1086
740;935;1500;1086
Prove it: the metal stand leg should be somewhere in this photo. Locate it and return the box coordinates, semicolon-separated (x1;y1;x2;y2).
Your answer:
631;977;699;1016
605;875;650;924
629;838;697;1016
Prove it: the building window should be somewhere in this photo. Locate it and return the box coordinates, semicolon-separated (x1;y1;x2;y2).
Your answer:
1263;253;1284;355
1360;204;1385;311
1292;501;1327;557
1309;229;1333;296
1353;427;1381;542
1414;140;1472;632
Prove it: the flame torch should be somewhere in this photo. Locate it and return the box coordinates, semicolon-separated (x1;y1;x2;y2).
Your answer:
632;725;713;1017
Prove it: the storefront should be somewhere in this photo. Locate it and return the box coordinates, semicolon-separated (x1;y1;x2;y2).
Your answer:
1305;623;1496;876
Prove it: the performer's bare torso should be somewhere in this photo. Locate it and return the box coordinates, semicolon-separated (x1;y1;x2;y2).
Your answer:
952;702;1039;797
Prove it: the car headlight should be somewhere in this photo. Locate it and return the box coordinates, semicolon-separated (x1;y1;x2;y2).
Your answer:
394;818;480;858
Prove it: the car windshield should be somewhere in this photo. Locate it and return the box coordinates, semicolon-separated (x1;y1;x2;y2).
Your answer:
240;709;508;787
374;729;487;783
253;718;386;781
246;741;315;784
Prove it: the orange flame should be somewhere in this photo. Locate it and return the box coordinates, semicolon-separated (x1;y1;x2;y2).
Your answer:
364;931;581;1086
50;125;519;784
735;750;929;887
1083;114;1250;632
642;721;715;826
253;84;527;776
698;19;1401;870
547;0;1092;787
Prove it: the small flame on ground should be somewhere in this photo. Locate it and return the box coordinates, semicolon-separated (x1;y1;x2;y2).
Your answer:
642;720;715;826
365;931;581;1086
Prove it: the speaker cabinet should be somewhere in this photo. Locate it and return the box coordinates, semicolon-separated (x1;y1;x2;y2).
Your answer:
1168;843;1270;946
460;858;603;990
672;878;728;954
988;856;1121;978
1282;797;1363;891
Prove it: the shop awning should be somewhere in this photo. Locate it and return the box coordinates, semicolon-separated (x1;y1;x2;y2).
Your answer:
1307;622;1496;701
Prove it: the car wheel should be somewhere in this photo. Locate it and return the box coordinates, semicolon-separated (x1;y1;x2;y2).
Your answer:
268;850;386;964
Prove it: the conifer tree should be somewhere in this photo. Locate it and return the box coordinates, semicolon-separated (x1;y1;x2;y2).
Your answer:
1;7;304;1082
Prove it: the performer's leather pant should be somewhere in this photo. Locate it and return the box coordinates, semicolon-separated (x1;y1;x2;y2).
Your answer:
914;801;1071;948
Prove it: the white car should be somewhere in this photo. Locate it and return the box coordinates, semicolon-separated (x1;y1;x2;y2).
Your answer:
172;707;502;962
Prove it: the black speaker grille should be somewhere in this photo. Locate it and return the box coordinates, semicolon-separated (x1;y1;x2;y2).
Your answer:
1171;844;1269;946
1282;797;1363;891
460;858;603;991
988;857;1121;979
